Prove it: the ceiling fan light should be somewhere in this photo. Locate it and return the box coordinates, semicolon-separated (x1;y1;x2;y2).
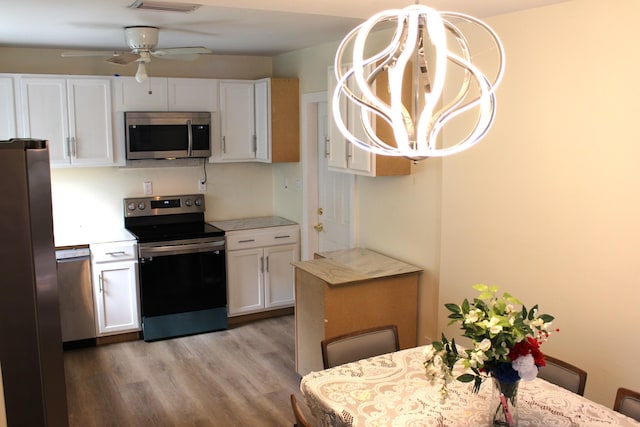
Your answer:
135;62;148;83
128;0;201;13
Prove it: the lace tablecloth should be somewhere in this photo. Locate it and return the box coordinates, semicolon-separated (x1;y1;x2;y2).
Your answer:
301;346;639;427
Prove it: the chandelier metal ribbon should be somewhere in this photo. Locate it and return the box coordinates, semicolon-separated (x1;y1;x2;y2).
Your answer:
332;5;505;160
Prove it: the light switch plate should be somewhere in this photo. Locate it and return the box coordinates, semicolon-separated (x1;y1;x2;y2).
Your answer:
143;181;153;195
198;178;206;192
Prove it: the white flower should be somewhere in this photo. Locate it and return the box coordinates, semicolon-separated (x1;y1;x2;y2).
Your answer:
423;345;436;361
512;354;538;381
475;338;492;352
482;317;503;334
464;309;483;324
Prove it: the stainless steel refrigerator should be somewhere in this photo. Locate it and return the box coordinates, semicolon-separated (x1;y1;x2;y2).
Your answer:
0;139;69;426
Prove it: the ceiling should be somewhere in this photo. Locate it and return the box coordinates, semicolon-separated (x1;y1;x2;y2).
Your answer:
0;0;572;56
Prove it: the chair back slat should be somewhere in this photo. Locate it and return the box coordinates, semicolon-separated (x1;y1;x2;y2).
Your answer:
321;325;400;369
538;355;587;396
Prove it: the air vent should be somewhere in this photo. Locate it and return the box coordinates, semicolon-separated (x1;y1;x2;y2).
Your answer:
128;0;201;13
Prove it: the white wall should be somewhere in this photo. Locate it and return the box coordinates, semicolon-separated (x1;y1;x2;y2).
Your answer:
439;0;640;406
274;0;640;407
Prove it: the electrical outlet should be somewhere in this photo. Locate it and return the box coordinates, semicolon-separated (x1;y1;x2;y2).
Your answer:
143;181;152;195
198;178;206;192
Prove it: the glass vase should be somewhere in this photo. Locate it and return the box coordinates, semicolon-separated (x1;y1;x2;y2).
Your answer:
490;376;519;427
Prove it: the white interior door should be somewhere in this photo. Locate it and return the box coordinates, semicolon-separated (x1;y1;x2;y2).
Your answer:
317;101;354;253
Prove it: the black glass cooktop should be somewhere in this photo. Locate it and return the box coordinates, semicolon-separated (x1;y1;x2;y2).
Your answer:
126;222;224;243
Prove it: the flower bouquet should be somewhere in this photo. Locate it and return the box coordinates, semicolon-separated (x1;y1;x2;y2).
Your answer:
423;284;556;425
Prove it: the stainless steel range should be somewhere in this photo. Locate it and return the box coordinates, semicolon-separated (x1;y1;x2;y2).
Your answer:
124;194;227;341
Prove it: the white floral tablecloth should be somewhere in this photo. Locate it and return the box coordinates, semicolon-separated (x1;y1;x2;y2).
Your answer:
300;346;639;427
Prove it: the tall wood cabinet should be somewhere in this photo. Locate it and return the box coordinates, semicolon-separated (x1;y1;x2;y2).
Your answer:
293;248;421;375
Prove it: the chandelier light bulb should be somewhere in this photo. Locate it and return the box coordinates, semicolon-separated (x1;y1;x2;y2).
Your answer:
333;4;505;160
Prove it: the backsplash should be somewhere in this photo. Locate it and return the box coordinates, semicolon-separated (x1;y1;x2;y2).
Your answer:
49;162;275;238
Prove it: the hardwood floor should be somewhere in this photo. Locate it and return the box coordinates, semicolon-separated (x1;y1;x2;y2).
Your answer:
64;315;301;426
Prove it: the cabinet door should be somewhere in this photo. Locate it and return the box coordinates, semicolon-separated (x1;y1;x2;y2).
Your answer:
254;78;270;162
264;244;298;309
0;76;17;139
112;77;167;111
19;77;69;165
327;66;348;169
167;78;218;111
66;78;114;166
227;248;263;315
93;261;140;335
219;80;255;161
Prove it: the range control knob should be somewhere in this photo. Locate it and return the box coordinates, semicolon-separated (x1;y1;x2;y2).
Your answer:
127;202;136;211
185;199;193;207
137;202;146;210
194;198;203;207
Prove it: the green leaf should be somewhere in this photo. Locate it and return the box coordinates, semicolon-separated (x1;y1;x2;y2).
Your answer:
445;303;461;314
432;341;444;351
540;314;554;322
461;299;470;313
457;374;475;383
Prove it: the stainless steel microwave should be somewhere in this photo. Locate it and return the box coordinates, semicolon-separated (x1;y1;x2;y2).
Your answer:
125;111;211;160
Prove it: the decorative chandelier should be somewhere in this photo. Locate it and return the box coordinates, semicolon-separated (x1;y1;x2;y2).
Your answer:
332;4;505;160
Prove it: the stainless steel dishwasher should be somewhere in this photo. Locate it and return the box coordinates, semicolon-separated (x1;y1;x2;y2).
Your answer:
55;247;96;346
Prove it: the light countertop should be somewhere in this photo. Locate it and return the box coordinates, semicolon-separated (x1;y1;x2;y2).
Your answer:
209;216;297;232
54;226;136;248
293;248;422;286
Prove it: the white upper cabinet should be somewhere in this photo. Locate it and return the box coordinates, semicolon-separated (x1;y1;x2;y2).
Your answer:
326;66;411;177
19;76;114;167
167;78;218;111
214;78;299;164
112;77;168;111
0;76;17;140
217;79;256;161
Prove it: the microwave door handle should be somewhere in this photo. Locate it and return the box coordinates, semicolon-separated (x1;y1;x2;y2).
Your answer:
187;119;193;157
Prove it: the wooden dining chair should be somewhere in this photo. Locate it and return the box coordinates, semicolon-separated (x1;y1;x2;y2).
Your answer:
538;354;587;396
321;324;400;369
290;394;315;427
614;387;640;421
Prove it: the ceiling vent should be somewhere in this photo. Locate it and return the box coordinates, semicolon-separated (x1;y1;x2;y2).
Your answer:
128;0;201;13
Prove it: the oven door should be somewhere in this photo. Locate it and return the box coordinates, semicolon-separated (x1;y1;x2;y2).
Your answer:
138;239;227;340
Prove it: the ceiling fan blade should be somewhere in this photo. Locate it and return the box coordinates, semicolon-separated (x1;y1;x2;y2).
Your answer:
152;47;212;57
61;50;128;58
152;53;201;61
106;52;139;65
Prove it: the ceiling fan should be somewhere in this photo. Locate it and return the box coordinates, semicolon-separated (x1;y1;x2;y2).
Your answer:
61;26;212;83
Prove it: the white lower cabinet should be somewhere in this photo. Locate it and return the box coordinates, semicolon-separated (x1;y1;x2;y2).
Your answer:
226;225;299;316
90;241;141;336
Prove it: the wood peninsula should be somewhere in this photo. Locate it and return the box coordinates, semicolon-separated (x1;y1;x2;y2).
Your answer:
293;248;422;375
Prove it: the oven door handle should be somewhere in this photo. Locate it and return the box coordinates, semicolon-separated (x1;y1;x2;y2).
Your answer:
139;240;225;258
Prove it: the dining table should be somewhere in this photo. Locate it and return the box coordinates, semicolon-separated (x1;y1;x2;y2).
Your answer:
300;345;640;427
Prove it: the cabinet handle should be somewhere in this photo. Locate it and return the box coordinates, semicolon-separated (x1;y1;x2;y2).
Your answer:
252;135;257;154
265;256;269;273
274;235;290;239
71;136;77;157
105;251;127;257
222;136;226;153
64;137;70;158
238;239;255;243
187;119;193;157
325;137;330;158
260;256;264;273
98;274;103;292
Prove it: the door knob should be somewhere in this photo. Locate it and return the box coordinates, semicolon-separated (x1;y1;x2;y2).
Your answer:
314;223;324;232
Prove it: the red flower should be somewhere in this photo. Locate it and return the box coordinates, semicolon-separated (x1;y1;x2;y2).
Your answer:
509;337;546;367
